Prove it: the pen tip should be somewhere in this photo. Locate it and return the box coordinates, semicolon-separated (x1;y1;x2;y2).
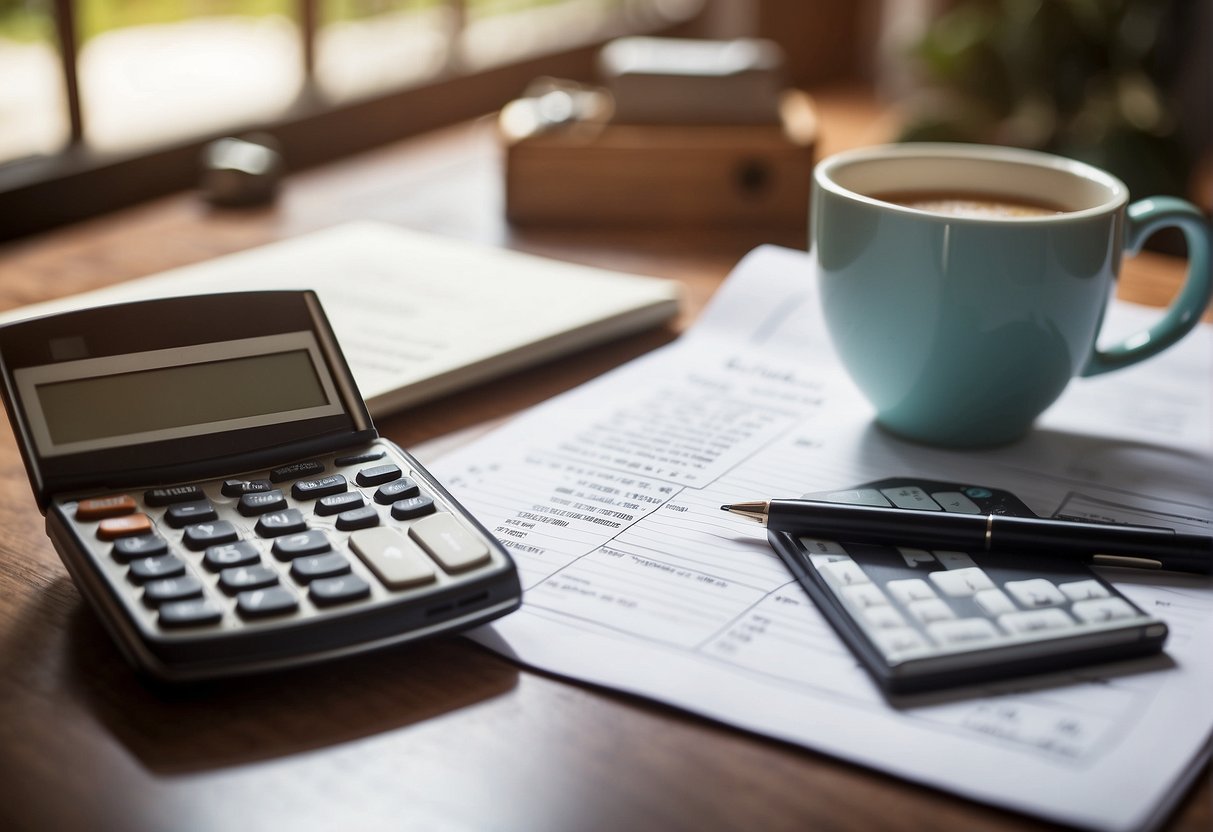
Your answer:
720;505;732;512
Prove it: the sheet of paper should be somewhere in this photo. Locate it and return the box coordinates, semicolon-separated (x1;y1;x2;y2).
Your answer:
429;246;1213;832
0;222;680;416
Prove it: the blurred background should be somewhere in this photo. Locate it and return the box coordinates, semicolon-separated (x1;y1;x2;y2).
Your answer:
1;0;1208;238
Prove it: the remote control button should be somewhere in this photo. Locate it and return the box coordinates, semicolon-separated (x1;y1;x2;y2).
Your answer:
930;491;981;514
1004;578;1067;608
255;509;307;537
1059;579;1111;602
907;598;956;625
973;588;1017;617
158;598;223;628
927;618;1000;645
350;527;437;589
356;463;401;487
97;513;154;540
222;478;273;497
76;495;137;521
316;491;364;516
885;578;937;605
144;485;205;507
336;505;380;531
272;529;331;560
335;450;385;466
238;490;288;516
237;586;298;619
128;554;186;584
880;486;940;510
1071;598;1138;624
391;495;435;520
111;533;168;562
999;608;1075;634
408;513;490;573
290;552;351;583
166;500;218;528
144;575;204;607
374;478;420;504
219;564;279;594
292;475;347;501
818;560;870;588
270;460;325;483
309;574;371;606
839;583;889;609
203;540;261;571
182;521;239;551
928;567;995;597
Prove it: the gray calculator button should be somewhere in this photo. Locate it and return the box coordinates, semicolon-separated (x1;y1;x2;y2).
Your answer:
336;505;380;531
999;608;1075;634
220;564;279;593
203;540;261;571
898;548;936;568
158;598;223;628
820;488;891;507
1059;579;1110;601
256;509;307;537
1071;598;1138;623
799;538;848;557
290;552;351;583
880;487;940;510
349;527;437;589
166;500;218;528
272;529;331;560
144;575;204;607
237;586;298;619
391;495;435;520
408;513;491;573
222;478;272;497
316;491;364;516
907;598;955;625
929;567;995;597
927;618;1000;645
309;574;371;606
238;489;288;516
357;463;401;487
112;534;168;563
1004;578;1067;608
973;588;1017;617
886;578;936;605
128;554;186;583
931;491;982;514
182;521;239;551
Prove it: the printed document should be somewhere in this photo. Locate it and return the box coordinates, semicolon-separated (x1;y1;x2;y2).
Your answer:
431;246;1213;831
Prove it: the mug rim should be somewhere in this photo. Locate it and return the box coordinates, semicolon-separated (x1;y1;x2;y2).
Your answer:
814;142;1130;223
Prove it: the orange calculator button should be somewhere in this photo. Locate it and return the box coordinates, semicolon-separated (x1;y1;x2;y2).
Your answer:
76;495;138;521
97;514;154;540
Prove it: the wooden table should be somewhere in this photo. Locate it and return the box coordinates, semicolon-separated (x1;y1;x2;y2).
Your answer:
0;86;1208;832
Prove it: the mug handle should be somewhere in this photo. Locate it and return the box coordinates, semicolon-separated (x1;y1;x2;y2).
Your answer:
1082;196;1213;377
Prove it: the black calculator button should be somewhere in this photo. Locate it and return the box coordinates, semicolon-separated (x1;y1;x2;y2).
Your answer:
315;491;364;516
166;500;218;528
112;533;169;563
128;554;186;584
144;485;205;507
270;460;325;483
144;575;205;607
219;564;279;594
255;509;307;537
182;521;239;551
292;475;347;501
335;450;384;466
356;463;401;487
390;495;435;520
272;529;331;560
203;540;261;571
236;586;298;619
158;598;223;628
290;552;351;583
309;574;371;606
238;490;288;516
221;478;273;497
374;478;419;504
335;505;379;531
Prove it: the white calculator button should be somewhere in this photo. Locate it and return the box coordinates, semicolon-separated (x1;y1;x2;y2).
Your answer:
1059;579;1111;602
898;548;936;567
999;608;1075;634
1071;598;1138;623
927;618;1000;645
1004;578;1067;608
934;550;977;570
881;487;941;510
929;567;995;597
808;553;852;568
931;491;982;514
801;538;849;557
908;598;955;625
820;560;870;587
840;583;889;609
820;489;891;507
973;588;1017;617
861;605;907;630
886;578;937;605
872;627;928;657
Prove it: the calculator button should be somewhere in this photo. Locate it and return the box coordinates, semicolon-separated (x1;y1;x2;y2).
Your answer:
128;554;186;584
357;463;402;487
158;598;223;628
290;552;352;583
818;560;870;588
144;485;205;506
820;488;891;507
219;564;279;594
391;496;436;520
374;478;420;504
76;495;137;521
222;478;273;497
871;628;929;657
350;527;438;589
316;491;365;516
934;551;978;570
255;509;307;537
409;513;491;574
839;583;889;609
97;513;154;540
336;505;380;531
1071;598;1138;623
336;450;385;466
1004;579;1067;608
238;490;288;516
929;567;995;597
973;588;1017;617
907;598;956;625
309;574;371;606
1059;579;1111;602
203;540;261;571
270;460;325;483
143;575;205;607
111;533;169;562
799;538;849;557
182;521;239;551
930;491;982;514
860;605;907;630
897;548;936;567
166;500;218;528
927;618;1000;645
292;475;347;501
881;487;940;510
886;578;937;605
808;552;852;568
999;608;1075;634
237;586;299;619
272;529;331;560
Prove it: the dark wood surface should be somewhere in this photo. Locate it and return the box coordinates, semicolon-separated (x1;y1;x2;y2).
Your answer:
0;86;1208;832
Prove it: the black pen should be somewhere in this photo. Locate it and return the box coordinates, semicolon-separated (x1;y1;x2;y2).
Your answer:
720;499;1213;575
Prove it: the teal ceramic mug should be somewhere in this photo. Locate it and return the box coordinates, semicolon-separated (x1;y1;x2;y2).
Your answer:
811;143;1213;447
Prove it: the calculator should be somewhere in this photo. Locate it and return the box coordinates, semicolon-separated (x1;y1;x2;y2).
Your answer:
0;291;521;682
767;478;1168;694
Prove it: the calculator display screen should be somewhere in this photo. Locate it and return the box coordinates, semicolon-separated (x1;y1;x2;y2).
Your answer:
15;332;345;457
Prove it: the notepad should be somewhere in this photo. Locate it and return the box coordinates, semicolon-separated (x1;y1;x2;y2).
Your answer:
0;222;681;417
